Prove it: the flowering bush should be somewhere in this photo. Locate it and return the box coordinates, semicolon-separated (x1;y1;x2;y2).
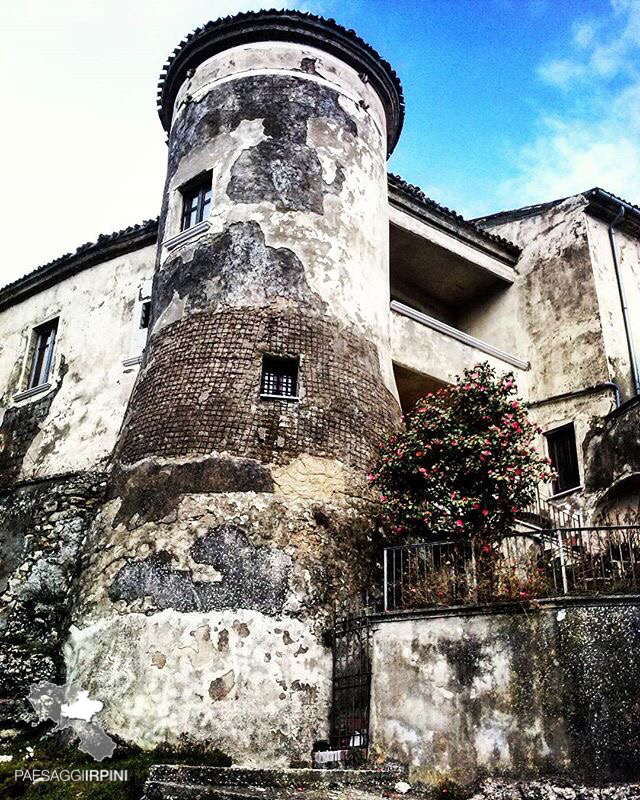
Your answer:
370;363;553;541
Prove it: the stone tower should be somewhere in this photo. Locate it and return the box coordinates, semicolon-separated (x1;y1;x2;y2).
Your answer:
65;11;404;763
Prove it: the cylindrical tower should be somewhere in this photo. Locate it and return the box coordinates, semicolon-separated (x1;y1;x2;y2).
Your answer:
66;11;404;764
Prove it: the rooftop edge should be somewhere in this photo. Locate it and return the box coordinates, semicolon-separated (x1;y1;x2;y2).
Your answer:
156;9;405;156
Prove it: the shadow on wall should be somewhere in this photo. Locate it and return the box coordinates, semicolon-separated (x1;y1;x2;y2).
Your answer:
593;473;640;526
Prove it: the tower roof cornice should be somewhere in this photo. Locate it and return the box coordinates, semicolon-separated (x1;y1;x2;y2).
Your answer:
156;8;405;156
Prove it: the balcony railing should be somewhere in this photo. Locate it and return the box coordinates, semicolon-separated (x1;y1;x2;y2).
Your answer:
383;526;640;612
516;485;584;530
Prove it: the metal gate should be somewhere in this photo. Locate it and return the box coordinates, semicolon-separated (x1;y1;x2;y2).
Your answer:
330;612;372;760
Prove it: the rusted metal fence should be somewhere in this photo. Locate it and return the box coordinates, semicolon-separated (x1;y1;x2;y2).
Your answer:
383;526;640;612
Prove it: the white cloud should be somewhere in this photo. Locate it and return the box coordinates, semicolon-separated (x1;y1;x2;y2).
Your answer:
499;0;640;210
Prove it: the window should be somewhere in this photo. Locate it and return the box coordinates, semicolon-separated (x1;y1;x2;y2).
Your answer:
260;355;299;398
139;301;151;329
181;175;212;230
545;423;580;495
28;319;58;390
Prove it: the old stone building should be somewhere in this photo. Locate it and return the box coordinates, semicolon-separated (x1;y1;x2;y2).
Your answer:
1;8;640;789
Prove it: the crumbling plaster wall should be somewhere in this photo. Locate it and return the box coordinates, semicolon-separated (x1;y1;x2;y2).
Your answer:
584;400;640;506
527;390;616;519
586;216;640;402
0;245;154;483
370;602;640;784
157;41;396;394
477;197;611;403
67;39;400;761
0;472;107;720
477;198;622;514
64;464;381;763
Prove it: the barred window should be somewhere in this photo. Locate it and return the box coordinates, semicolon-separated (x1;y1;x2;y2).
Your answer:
260;355;299;398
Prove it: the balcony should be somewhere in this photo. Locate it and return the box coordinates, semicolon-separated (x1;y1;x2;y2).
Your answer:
383;525;640;613
390;300;530;412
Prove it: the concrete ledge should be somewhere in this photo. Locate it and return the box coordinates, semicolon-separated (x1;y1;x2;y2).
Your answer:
391;300;530;370
371;593;640;623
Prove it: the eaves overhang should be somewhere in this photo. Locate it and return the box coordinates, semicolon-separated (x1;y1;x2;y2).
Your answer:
389;174;521;267
0;220;159;313
583;187;640;239
156;9;405;156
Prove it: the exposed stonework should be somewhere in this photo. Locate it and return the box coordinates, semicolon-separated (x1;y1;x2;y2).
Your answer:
118;307;400;470
584;399;640;493
0;473;106;720
0;381;62;488
469;779;640;799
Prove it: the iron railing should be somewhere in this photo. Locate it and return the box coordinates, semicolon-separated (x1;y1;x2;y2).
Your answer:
330;612;371;760
516;485;584;531
383;526;640;611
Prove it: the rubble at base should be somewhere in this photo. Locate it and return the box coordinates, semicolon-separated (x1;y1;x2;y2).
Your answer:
469;779;640;800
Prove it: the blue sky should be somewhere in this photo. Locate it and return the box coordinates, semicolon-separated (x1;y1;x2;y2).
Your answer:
1;0;639;284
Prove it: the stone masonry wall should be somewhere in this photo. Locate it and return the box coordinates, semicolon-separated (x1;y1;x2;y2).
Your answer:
0;472;106;723
118;307;399;470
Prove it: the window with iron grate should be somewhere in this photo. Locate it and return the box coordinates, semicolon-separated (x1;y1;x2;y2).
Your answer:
260;355;299;399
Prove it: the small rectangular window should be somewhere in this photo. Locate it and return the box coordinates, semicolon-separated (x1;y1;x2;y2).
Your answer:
28;319;58;389
260;355;299;398
545;423;580;495
181;175;212;230
139;301;151;329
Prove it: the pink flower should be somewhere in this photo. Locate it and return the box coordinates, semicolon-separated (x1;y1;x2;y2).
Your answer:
380;495;387;502
415;451;424;457
482;509;489;517
418;467;428;475
455;519;464;527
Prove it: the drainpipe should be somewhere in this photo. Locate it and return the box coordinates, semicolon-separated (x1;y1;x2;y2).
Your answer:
606;200;640;396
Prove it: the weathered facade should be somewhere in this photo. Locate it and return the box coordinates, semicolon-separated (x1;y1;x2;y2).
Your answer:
1;8;640;786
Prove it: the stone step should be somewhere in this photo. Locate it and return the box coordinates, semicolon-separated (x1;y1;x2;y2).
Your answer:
142;784;380;800
147;765;406;791
142;765;409;800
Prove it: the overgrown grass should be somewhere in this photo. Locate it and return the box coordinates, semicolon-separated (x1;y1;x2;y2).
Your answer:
0;732;231;800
